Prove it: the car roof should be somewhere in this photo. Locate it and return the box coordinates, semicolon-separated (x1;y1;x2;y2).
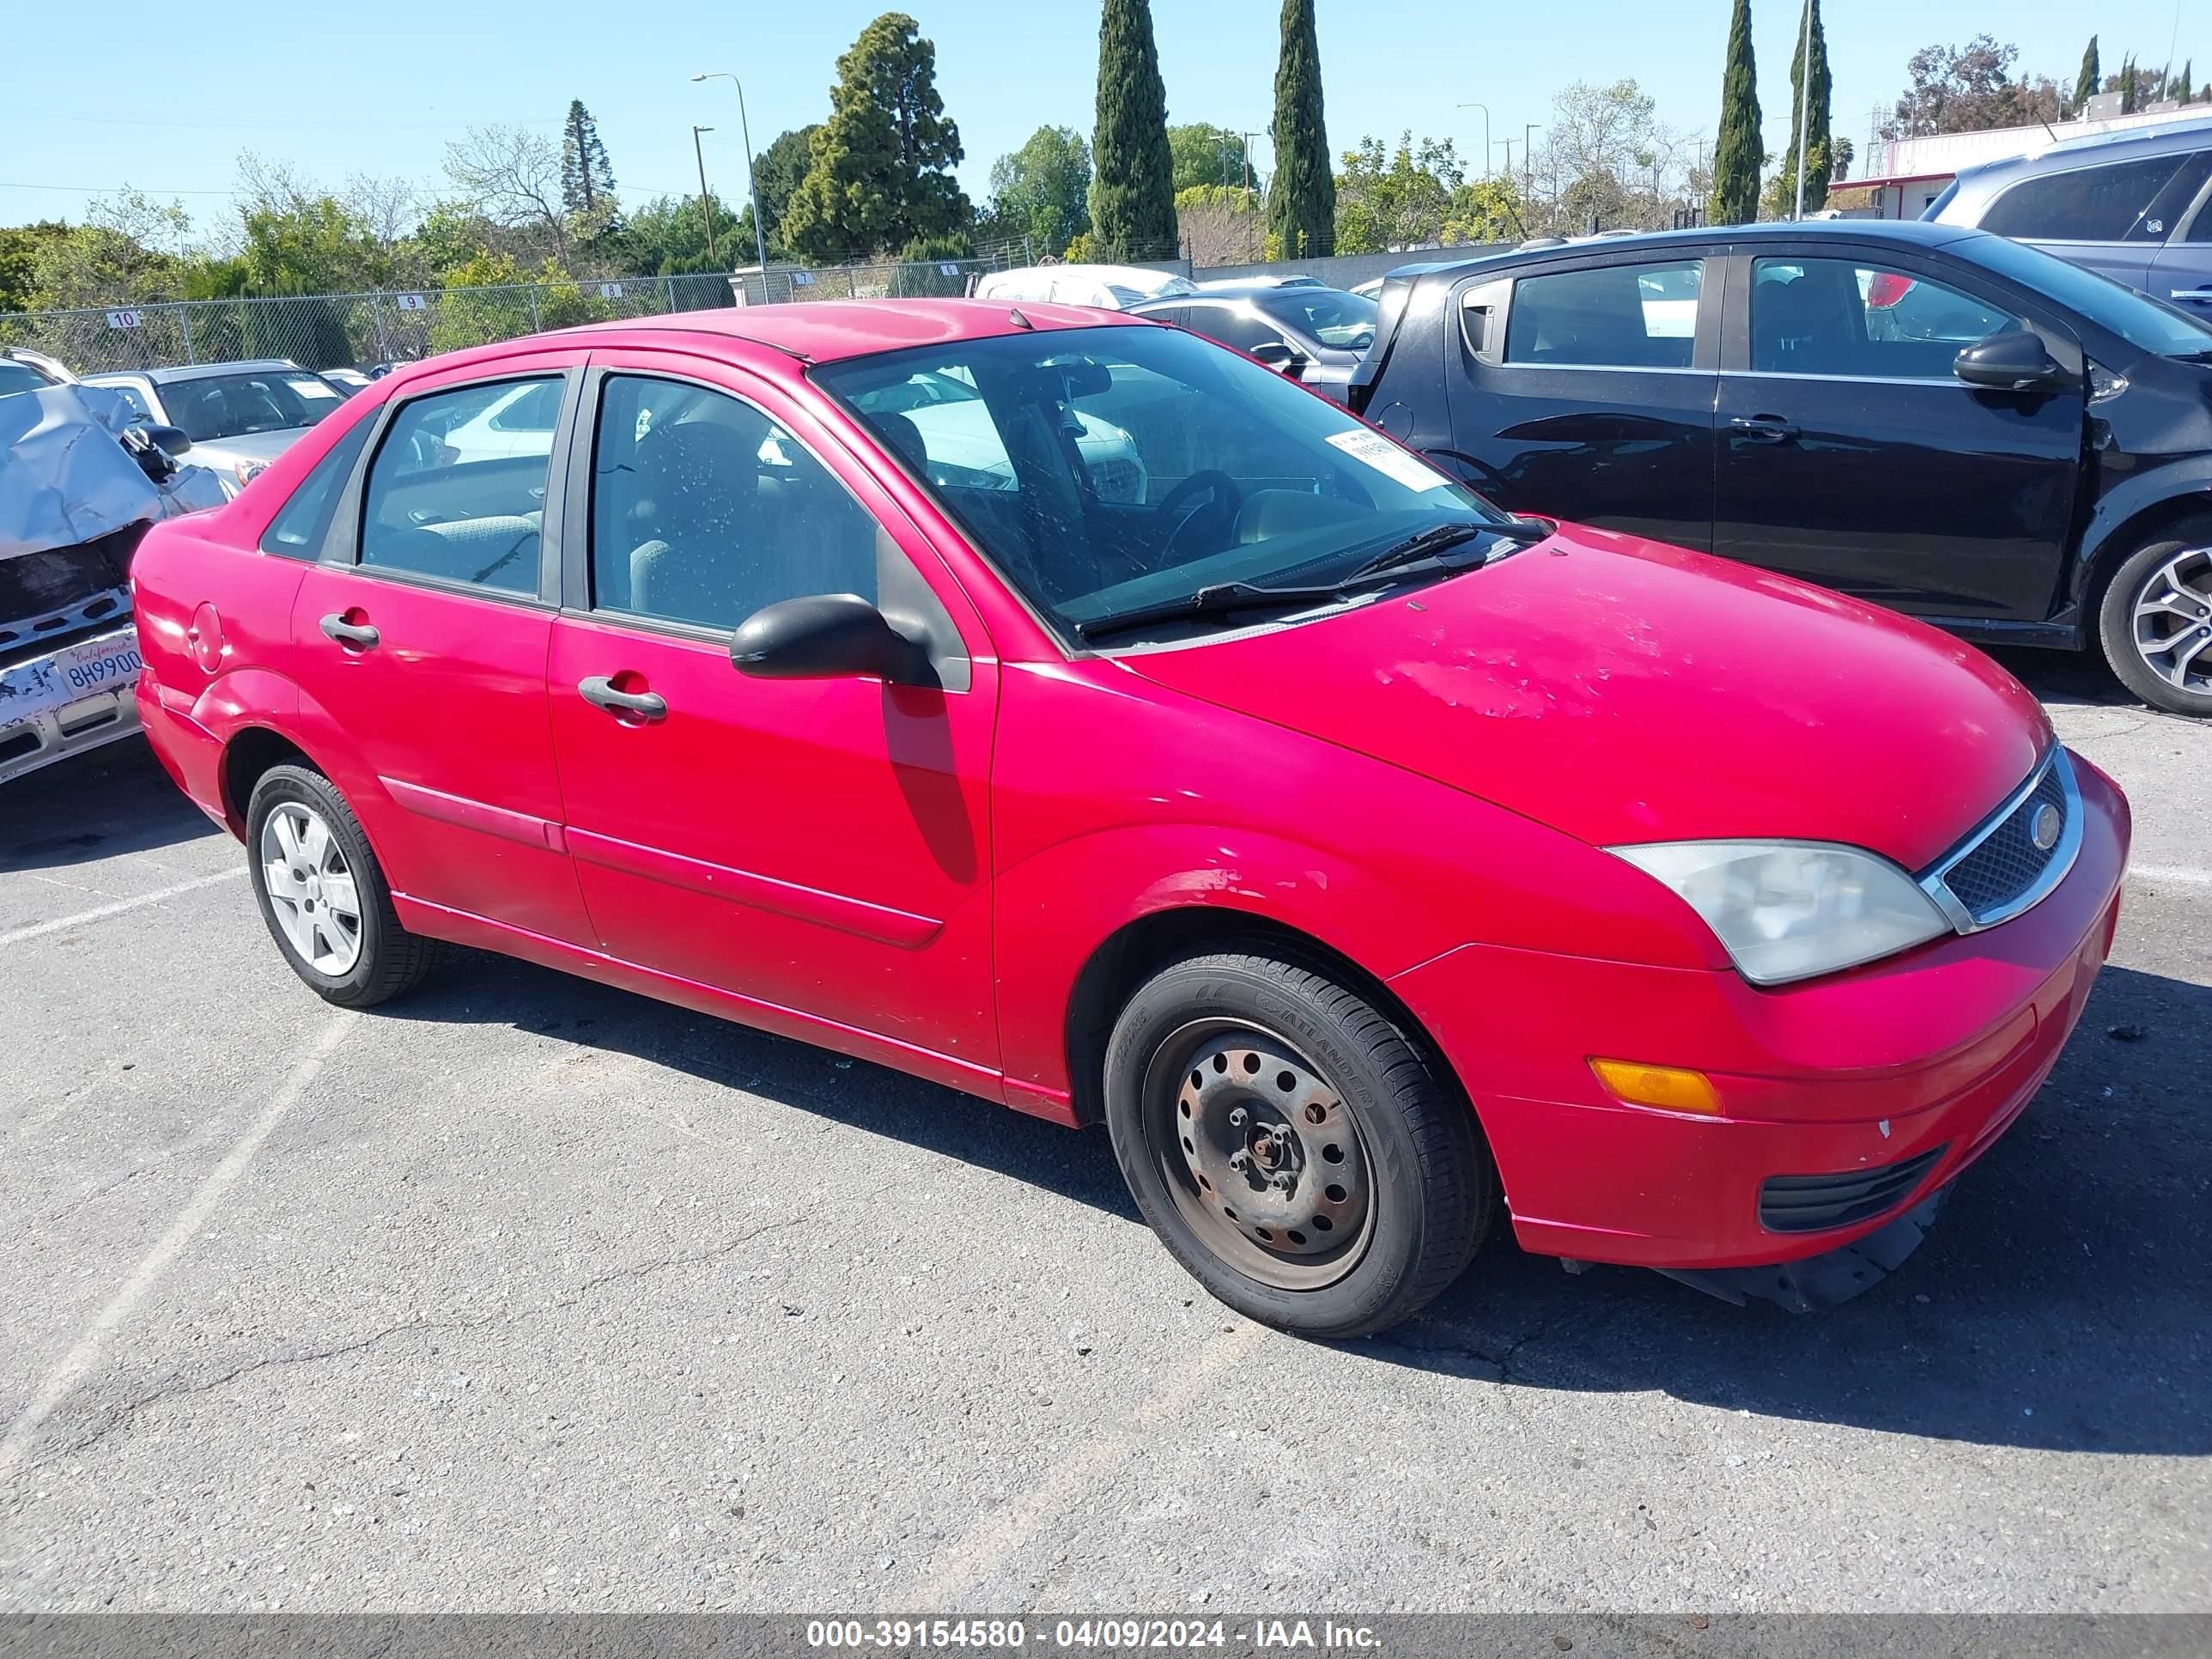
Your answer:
1948;114;2212;197
1150;281;1348;303
430;298;1147;376
1390;217;1979;286
85;358;305;385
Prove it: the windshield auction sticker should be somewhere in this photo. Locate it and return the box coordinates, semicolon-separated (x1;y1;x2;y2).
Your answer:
1324;428;1453;493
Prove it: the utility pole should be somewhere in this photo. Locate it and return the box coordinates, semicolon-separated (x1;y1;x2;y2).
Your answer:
1239;130;1267;196
1456;103;1492;178
691;126;720;264
1494;137;1518;178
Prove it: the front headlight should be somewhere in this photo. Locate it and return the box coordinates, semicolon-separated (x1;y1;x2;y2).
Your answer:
1608;841;1950;986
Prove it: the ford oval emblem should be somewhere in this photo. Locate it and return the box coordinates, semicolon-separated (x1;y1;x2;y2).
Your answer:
2029;803;2063;853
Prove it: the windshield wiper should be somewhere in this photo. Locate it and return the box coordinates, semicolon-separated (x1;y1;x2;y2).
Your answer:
1341;518;1549;584
1073;579;1357;642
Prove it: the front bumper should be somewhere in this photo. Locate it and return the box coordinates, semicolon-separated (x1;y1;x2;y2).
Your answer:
0;609;144;786
1389;751;2130;1273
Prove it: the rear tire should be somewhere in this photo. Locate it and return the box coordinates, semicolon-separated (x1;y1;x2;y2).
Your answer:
246;764;435;1007
1103;952;1495;1339
2097;525;2212;717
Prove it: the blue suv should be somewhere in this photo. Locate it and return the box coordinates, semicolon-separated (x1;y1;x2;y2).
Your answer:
1925;116;2212;319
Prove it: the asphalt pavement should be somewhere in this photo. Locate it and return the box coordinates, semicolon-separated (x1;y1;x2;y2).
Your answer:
0;647;2205;1614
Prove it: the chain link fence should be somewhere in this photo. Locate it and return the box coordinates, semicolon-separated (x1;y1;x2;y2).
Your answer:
0;248;1036;377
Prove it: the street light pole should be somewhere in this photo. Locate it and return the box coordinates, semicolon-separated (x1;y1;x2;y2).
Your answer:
692;71;769;277
691;126;720;264
1523;123;1542;208
1793;0;1814;220
1455;102;1491;179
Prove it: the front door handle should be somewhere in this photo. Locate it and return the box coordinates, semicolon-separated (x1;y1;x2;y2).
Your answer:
577;675;667;722
2170;288;2212;303
1729;415;1802;445
319;613;380;650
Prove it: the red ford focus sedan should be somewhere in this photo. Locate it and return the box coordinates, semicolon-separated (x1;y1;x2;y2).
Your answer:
131;300;2129;1337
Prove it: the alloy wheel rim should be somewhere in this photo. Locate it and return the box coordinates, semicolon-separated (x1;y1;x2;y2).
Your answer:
2130;545;2212;696
1142;1019;1376;1291
258;802;362;976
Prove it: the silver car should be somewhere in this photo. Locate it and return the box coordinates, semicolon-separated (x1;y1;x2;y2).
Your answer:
80;359;349;496
1925;115;2212;320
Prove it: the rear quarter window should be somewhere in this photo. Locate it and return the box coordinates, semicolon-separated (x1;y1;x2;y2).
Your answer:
260;417;375;559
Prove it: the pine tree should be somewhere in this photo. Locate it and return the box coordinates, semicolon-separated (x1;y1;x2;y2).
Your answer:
1709;0;1763;226
1091;0;1177;258
1773;0;1832;216
2073;36;2100;112
560;100;617;220
1267;0;1334;258
781;13;969;261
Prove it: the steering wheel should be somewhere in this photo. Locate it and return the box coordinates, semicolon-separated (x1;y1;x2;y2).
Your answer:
1153;470;1243;561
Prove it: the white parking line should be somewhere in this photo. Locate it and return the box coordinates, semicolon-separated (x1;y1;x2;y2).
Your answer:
0;866;246;949
0;1012;358;1484
2130;864;2212;889
900;1320;1269;1606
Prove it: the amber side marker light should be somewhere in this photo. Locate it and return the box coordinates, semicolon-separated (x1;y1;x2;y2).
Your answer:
1589;1059;1723;1116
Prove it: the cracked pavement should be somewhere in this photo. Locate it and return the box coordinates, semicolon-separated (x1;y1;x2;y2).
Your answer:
0;649;2207;1613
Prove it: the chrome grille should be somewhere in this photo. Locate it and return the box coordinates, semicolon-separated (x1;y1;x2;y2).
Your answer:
1922;749;2081;932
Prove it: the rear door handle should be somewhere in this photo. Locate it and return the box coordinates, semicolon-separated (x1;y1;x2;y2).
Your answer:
2170;288;2212;303
577;675;667;722
319;613;380;649
1729;415;1801;445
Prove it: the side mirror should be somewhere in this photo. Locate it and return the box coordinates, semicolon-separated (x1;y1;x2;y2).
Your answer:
1954;330;2062;392
730;592;931;684
1249;340;1302;372
148;422;191;457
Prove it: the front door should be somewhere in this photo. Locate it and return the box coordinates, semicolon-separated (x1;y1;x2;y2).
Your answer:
1712;249;2084;624
1442;252;1722;550
545;357;999;1071
286;363;592;945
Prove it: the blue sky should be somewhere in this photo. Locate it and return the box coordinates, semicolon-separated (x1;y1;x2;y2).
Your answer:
4;0;2203;238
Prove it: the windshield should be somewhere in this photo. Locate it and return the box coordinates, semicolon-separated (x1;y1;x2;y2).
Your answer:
1254;287;1379;349
160;369;346;441
1962;232;2212;358
814;323;1510;642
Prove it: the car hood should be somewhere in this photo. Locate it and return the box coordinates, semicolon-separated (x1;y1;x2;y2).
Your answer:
186;428;313;468
1116;521;2048;871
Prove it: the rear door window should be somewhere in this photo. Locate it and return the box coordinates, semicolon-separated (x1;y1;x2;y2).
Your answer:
358;376;564;596
1981;153;2209;243
1504;260;1704;368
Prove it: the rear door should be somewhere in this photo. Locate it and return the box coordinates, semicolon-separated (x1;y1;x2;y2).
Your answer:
545;350;1000;1072
1711;244;2084;623
285;356;594;945
1441;248;1723;550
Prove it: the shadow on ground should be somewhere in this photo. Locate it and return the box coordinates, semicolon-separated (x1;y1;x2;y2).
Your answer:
0;744;217;871
383;940;2211;1460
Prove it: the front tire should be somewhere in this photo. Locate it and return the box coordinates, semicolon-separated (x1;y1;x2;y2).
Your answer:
246;764;435;1007
1103;952;1496;1339
2098;527;2212;717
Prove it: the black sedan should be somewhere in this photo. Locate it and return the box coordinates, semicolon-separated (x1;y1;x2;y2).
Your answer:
1130;282;1378;404
1350;220;2212;715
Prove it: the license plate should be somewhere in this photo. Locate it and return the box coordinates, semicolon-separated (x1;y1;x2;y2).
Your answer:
0;631;143;732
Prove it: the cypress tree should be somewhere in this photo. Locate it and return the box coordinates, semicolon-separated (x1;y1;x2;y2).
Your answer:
1778;0;1831;216
2176;61;2193;104
1268;0;1334;258
2073;36;2100;112
560;100;617;219
1091;0;1177;258
2120;57;2138;114
1709;0;1763;226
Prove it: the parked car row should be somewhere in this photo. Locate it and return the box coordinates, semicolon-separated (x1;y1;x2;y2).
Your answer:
130;297;2128;1336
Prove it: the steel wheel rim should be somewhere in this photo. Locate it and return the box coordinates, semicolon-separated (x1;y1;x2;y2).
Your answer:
1141;1018;1376;1291
2130;545;2212;695
258;802;362;976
